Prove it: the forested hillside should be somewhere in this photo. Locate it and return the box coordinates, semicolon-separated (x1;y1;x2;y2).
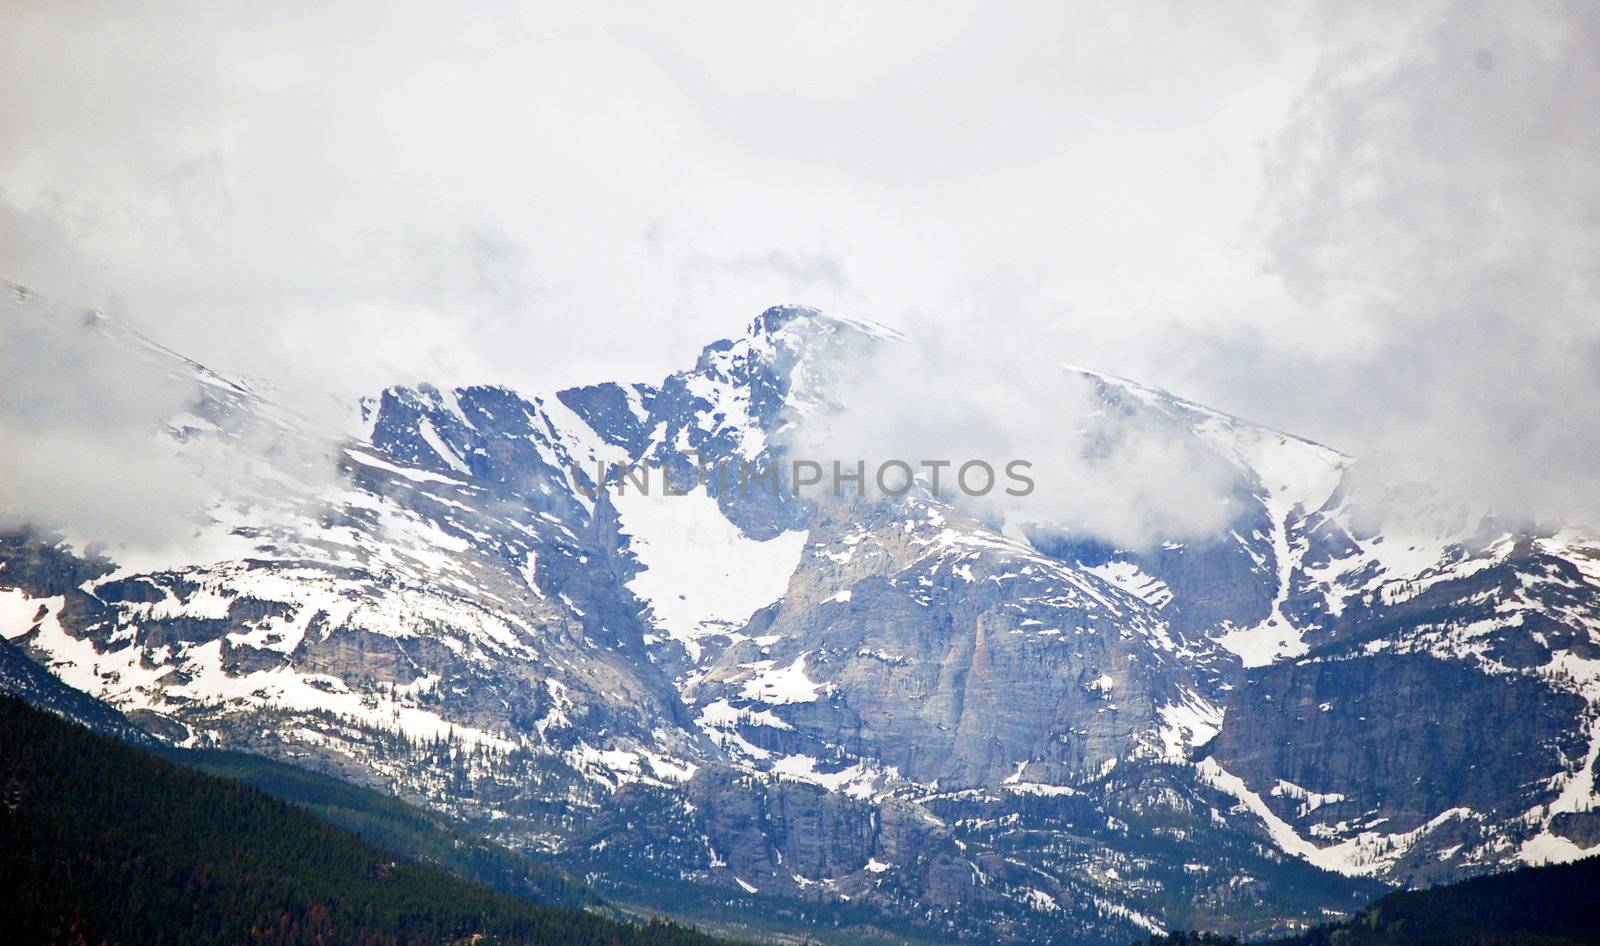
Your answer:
168;745;599;911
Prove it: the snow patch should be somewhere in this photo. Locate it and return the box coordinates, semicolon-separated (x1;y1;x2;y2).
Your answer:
614;485;806;659
417;417;471;475
740;653;825;705
1199;757;1473;876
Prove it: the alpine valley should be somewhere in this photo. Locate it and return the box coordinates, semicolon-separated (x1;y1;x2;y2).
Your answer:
4;284;1599;946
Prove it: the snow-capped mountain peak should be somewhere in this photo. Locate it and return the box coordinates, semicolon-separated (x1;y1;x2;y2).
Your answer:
5;291;1599;945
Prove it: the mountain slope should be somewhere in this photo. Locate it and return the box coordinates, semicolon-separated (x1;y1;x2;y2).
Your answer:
0;631;155;745
0;636;599;912
0;694;732;946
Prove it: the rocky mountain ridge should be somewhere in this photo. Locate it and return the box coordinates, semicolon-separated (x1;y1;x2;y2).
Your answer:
4;285;1598;944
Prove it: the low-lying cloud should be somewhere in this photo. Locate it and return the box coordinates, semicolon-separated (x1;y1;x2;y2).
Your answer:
0;288;205;550
775;325;1242;549
0;287;339;560
1201;0;1600;530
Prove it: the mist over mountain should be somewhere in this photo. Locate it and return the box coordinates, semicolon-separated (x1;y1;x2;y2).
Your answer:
5;1;1598;534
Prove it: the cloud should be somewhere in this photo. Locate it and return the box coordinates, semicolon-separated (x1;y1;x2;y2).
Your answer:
1191;0;1600;527
0;1;1313;396
0;287;340;558
775;323;1241;548
0;288;210;549
1;0;1596;540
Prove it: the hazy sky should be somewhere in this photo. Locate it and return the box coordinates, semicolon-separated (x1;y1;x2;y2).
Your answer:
3;0;1598;531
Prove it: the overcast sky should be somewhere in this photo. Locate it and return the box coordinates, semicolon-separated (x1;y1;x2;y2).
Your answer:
3;0;1598;532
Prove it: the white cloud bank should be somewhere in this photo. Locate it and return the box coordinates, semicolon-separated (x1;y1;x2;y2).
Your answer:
1193;0;1600;528
1;0;1596;540
775;326;1242;548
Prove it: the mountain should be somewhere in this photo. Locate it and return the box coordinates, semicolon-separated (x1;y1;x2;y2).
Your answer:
1141;853;1600;946
4;283;1598;944
0;695;734;946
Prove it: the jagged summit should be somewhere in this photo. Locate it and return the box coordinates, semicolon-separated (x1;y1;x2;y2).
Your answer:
744;302;904;345
746;303;822;335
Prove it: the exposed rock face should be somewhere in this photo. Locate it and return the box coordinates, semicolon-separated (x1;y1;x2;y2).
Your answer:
3;289;1599;944
689;495;1194;790
1210;653;1587;882
1215;654;1584;828
0;530;115;597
